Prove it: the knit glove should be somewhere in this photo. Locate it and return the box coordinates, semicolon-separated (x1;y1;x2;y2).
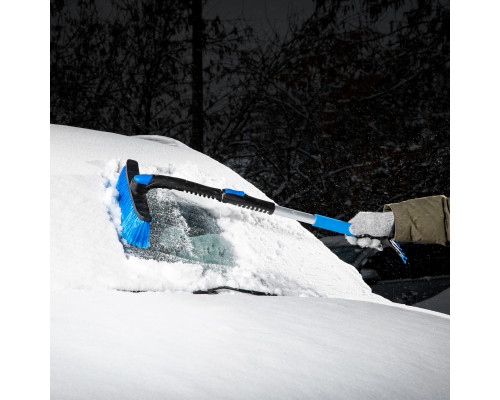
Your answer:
345;211;395;250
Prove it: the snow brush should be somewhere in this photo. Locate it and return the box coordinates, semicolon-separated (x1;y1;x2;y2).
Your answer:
117;159;381;250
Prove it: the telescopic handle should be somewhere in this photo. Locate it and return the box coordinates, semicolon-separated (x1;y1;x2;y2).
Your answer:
132;173;352;236
129;166;407;262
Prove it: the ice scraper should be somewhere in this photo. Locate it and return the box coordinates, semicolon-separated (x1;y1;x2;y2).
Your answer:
116;159;403;262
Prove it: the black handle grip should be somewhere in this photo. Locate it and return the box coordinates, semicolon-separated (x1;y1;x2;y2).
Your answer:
222;192;275;214
129;169;275;214
144;175;224;200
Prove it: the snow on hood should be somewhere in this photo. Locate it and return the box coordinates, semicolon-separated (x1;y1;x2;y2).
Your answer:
50;124;381;301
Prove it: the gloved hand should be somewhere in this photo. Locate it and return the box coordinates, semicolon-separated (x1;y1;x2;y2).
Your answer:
345;211;395;250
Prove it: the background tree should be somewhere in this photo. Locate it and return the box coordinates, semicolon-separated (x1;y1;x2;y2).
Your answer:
214;0;449;227
190;0;204;151
51;0;112;129
51;0;449;236
51;0;251;141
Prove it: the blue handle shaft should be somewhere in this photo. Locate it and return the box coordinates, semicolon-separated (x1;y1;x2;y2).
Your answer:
312;214;355;236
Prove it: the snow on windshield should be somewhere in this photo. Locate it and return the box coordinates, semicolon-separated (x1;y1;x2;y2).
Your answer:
123;188;235;270
51;124;378;300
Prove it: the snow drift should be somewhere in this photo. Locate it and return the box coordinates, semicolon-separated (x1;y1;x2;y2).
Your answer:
52;290;449;400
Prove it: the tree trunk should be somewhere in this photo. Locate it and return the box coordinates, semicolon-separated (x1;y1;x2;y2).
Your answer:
191;0;204;152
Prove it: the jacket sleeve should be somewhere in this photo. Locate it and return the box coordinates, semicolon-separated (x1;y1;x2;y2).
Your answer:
383;195;450;246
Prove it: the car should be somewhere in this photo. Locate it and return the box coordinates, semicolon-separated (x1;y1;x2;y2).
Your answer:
320;236;450;314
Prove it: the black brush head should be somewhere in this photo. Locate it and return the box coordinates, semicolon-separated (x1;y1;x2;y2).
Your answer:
125;159;152;222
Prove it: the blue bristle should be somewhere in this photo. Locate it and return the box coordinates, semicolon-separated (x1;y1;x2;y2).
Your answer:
116;165;151;248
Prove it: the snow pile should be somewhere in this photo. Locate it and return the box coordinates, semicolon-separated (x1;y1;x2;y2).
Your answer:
51;290;449;400
51;124;377;299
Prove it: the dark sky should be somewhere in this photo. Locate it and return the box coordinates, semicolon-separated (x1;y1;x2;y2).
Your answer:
81;0;315;38
204;0;314;36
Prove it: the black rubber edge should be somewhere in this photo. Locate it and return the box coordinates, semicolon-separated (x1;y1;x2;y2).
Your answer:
222;193;276;214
